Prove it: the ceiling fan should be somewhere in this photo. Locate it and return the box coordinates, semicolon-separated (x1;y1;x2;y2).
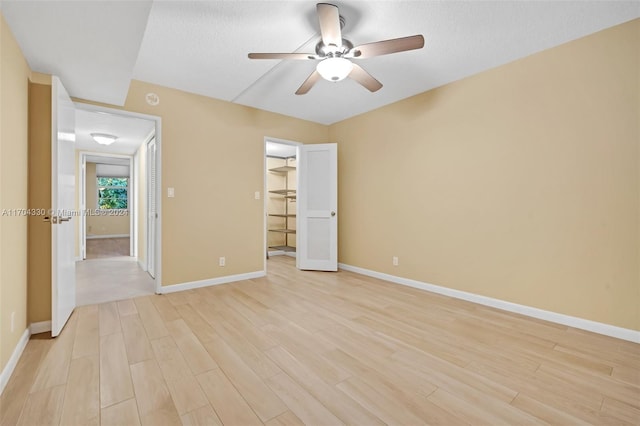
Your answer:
248;3;425;95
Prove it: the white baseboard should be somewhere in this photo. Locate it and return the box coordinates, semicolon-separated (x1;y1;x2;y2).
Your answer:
338;263;640;344
30;321;52;335
1;320;55;396
159;271;266;294
86;234;130;240
0;329;29;395
137;259;147;271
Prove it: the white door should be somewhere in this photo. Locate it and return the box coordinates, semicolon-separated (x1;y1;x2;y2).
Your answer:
51;76;76;337
147;138;156;278
296;143;338;271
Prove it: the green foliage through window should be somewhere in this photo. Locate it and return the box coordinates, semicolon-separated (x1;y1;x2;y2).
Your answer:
97;177;128;210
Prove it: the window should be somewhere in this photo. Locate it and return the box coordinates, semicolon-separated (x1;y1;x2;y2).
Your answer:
97;177;128;210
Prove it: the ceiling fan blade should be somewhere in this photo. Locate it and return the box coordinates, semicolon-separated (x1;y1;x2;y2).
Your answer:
248;53;317;60
317;3;342;47
348;64;383;92
350;35;424;58
295;70;322;95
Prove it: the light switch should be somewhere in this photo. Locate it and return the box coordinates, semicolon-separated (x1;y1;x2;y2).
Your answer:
254;191;261;200
168;187;175;198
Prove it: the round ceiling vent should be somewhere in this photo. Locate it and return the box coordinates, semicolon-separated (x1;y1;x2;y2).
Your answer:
145;93;160;106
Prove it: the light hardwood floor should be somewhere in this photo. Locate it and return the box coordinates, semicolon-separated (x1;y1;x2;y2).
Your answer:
2;256;639;425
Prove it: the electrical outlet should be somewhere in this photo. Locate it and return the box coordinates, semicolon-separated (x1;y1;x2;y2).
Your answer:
10;311;15;333
392;256;399;266
219;256;226;267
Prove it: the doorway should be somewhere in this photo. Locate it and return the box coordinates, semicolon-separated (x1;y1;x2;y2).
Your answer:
80;154;133;259
264;138;301;263
74;103;161;305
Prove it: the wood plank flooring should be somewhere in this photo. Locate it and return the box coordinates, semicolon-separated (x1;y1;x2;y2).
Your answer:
2;255;639;425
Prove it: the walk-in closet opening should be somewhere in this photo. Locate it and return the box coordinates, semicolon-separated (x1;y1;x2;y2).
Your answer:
265;139;301;261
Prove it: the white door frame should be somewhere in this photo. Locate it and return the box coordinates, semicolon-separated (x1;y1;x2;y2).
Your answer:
74;102;163;293
78;151;134;258
146;137;157;278
133;129;155;270
263;137;303;272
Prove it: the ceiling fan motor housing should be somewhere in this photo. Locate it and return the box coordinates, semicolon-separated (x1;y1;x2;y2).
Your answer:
315;13;350;57
315;38;353;57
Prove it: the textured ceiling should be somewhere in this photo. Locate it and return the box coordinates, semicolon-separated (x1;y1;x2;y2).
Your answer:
2;1;639;125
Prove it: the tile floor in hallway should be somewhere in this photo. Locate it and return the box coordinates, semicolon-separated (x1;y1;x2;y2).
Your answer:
77;237;154;306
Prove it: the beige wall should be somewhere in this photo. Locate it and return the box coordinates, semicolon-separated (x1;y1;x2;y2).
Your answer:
0;13;31;372
329;19;640;331
85;162;130;236
27;82;52;325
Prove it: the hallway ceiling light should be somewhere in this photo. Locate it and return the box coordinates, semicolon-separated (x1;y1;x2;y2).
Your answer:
91;133;118;145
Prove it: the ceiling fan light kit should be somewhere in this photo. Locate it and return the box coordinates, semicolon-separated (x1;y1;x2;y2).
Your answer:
248;2;425;95
317;57;353;82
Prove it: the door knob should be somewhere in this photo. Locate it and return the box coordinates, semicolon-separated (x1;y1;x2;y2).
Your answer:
331;211;336;217
47;216;72;224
